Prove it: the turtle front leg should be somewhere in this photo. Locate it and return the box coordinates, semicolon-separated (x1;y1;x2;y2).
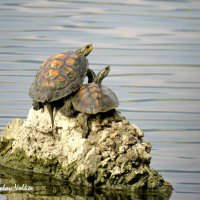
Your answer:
60;98;75;117
77;113;90;138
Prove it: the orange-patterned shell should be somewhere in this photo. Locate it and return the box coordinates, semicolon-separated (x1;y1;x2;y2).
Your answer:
72;82;119;114
29;51;89;102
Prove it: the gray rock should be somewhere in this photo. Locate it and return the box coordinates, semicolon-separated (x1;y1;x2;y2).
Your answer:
0;107;172;197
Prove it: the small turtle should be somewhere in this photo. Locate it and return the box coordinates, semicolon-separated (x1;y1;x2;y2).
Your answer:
60;66;119;137
29;43;94;132
72;66;118;114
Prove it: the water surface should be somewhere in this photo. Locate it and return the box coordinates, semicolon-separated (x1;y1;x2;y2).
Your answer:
0;0;200;199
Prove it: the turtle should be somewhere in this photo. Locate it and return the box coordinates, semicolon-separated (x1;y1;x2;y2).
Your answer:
72;66;119;114
60;66;119;137
29;43;94;132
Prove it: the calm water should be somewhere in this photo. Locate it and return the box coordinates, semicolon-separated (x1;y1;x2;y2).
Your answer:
0;0;200;199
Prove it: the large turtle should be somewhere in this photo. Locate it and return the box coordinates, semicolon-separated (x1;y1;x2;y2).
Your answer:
60;66;119;137
29;43;94;132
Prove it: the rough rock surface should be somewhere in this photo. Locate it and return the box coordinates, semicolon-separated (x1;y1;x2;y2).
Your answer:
0;107;172;197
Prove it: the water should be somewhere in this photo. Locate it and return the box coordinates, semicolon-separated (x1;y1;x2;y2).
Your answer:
0;0;200;199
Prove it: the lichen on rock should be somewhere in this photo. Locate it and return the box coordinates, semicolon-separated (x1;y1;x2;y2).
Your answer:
0;107;172;197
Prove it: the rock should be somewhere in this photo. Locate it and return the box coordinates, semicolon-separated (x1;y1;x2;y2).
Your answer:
0;107;173;198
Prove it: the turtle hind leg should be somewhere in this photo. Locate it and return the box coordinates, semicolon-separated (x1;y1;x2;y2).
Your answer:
46;103;55;133
32;101;44;111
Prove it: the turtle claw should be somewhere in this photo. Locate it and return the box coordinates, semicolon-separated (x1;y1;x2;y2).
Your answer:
50;126;59;139
66;110;75;117
82;131;89;139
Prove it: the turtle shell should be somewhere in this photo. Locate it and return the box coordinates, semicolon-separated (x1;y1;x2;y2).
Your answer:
72;82;119;114
29;51;88;102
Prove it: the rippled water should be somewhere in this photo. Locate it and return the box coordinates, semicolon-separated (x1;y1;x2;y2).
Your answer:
0;0;200;199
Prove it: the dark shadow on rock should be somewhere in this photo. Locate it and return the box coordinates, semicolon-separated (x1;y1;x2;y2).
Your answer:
0;164;172;200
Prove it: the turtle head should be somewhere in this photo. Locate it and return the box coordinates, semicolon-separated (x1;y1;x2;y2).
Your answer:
76;43;93;57
94;66;111;85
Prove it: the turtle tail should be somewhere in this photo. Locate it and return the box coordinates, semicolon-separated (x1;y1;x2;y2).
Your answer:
46;103;54;133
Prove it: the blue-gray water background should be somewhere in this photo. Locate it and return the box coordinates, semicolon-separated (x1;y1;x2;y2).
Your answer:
0;0;200;199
